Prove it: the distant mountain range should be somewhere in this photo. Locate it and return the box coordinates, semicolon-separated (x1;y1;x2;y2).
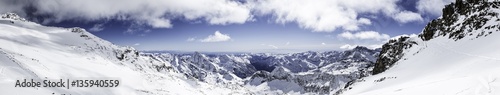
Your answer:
2;0;500;94
142;46;381;94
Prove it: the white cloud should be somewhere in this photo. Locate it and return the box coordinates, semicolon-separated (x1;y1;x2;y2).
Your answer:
416;0;454;16
321;43;326;45
340;44;382;49
1;0;252;28
394;11;424;23
340;44;358;49
200;31;231;42
0;0;29;16
89;23;104;32
186;37;196;42
338;31;390;40
250;0;422;32
285;42;290;45
268;45;279;49
367;44;383;49
123;23;151;34
338;31;393;50
0;0;428;32
357;18;372;25
134;43;140;46
390;34;418;40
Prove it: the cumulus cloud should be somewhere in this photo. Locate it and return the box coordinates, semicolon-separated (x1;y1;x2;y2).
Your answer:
390;34;418;40
200;31;231;42
250;0;422;32
338;31;390;40
0;0;252;28
394;11;424;23
89;23;105;32
0;0;427;32
338;31;395;50
340;33;420;50
416;0;454;16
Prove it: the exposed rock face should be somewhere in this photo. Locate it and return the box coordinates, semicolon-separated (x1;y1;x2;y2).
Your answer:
420;0;500;41
372;36;417;75
0;13;27;21
374;0;500;75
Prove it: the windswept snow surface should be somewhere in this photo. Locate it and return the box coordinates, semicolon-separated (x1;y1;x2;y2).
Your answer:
342;29;500;95
0;13;250;95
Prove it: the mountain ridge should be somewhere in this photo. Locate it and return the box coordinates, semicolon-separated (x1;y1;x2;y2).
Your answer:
341;0;500;94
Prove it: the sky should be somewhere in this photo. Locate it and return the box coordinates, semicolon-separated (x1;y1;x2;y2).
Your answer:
0;0;455;53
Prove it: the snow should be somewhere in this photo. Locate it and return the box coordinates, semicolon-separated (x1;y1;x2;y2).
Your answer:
0;12;384;95
0;14;250;95
342;29;500;95
267;80;304;93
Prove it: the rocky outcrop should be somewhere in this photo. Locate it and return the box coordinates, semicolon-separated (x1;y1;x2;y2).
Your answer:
372;36;417;75
420;0;500;41
374;0;500;75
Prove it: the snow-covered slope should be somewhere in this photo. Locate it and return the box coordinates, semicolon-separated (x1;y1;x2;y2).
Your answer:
0;13;250;95
144;52;255;85
245;47;380;94
0;12;383;95
342;1;500;94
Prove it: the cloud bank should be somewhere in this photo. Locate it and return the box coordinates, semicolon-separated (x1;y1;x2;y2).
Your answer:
338;31;390;41
250;0;423;32
0;0;252;28
0;0;433;32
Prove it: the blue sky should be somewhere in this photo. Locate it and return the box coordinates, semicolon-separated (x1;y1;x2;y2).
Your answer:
0;0;455;53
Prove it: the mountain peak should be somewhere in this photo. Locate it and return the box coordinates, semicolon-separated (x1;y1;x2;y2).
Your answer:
1;13;27;21
352;46;370;51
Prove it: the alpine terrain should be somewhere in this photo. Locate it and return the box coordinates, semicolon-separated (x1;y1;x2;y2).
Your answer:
341;0;500;94
2;0;500;94
0;13;380;94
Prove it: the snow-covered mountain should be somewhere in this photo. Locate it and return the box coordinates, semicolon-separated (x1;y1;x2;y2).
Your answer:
249;46;380;73
0;13;251;95
245;47;380;94
143;46;381;94
144;52;256;85
341;0;500;94
0;12;383;95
